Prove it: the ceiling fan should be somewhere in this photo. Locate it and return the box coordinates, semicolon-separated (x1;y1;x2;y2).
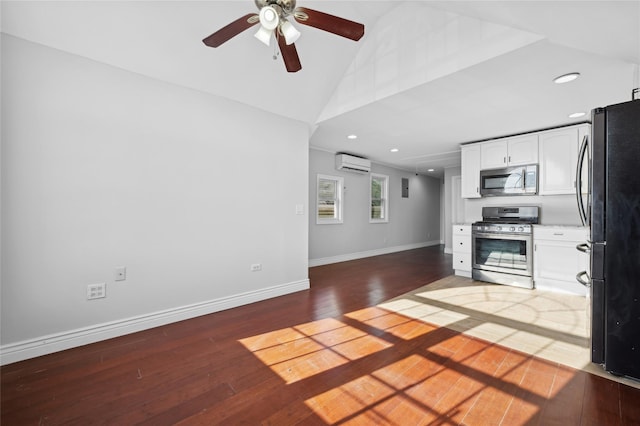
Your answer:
202;0;365;73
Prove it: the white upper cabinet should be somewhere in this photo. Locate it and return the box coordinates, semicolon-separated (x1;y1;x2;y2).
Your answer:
538;124;590;195
461;144;481;198
479;139;508;169
460;123;589;199
480;134;538;170
508;134;539;165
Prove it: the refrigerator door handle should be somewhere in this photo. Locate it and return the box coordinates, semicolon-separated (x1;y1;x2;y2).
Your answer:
576;242;591;253
576;134;589;226
576;270;591;287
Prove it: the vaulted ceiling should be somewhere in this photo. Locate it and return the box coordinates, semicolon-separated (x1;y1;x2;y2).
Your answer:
3;1;639;176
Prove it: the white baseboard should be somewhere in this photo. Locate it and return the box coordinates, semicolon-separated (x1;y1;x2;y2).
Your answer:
0;279;310;366
309;240;441;267
454;270;472;278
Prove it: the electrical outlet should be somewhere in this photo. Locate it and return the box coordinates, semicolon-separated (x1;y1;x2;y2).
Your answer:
115;266;126;281
87;283;106;300
250;263;262;272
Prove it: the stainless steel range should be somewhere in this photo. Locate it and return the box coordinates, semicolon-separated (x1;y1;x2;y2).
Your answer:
472;206;539;289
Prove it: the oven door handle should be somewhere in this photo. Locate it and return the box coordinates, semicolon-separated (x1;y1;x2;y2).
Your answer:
473;232;527;239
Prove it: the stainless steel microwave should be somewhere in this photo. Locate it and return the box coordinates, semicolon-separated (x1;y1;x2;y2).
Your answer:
480;164;538;196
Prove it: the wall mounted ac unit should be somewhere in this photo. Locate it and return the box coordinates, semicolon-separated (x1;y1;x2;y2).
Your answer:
335;153;371;174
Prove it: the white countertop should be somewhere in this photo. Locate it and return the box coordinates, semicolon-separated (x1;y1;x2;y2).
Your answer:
533;224;589;230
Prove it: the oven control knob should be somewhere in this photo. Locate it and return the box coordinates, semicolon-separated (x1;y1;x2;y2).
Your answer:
497;226;502;231
518;226;524;232
510;226;515;232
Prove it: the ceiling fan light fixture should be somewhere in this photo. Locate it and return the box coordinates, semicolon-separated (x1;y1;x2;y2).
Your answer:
254;26;273;46
280;20;301;45
259;6;279;30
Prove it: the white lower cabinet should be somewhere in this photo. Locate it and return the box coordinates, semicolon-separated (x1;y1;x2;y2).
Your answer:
533;226;589;296
453;225;472;277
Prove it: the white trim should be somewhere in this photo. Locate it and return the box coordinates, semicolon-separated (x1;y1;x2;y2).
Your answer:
309;241;441;267
316;174;344;225
0;279;310;366
370;173;389;223
454;270;472;278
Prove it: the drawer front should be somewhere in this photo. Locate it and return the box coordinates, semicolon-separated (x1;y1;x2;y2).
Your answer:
453;235;471;253
453;225;471;236
534;227;589;242
453;253;471;271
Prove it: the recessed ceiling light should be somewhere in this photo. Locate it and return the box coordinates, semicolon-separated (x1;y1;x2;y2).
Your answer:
427;168;435;172
390;148;399;153
553;72;580;84
569;112;586;118
347;134;358;140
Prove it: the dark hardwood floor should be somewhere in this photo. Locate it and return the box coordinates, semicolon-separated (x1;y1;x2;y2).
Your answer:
2;246;639;425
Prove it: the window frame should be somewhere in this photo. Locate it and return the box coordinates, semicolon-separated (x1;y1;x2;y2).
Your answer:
370;173;389;223
316;174;344;225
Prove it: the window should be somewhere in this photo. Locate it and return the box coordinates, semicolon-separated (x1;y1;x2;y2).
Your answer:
370;173;389;223
317;174;343;224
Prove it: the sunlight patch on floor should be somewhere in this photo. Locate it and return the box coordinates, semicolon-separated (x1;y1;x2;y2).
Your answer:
378;276;591;371
239;316;393;384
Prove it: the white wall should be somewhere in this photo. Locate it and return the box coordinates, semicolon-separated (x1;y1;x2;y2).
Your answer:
309;148;441;265
1;35;310;363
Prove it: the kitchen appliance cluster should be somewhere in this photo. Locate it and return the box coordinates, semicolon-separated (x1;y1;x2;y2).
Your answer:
461;97;640;383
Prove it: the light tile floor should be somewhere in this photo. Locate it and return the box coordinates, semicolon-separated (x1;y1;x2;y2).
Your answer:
379;275;640;389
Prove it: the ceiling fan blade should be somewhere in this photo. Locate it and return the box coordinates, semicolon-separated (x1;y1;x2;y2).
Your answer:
294;7;364;41
277;32;302;73
202;13;260;48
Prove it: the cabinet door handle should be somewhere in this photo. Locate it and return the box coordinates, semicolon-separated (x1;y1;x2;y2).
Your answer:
553;232;564;236
508;156;511;163
503;156;506;163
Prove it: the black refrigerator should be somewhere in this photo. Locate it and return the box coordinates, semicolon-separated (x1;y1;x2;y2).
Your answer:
577;98;640;381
